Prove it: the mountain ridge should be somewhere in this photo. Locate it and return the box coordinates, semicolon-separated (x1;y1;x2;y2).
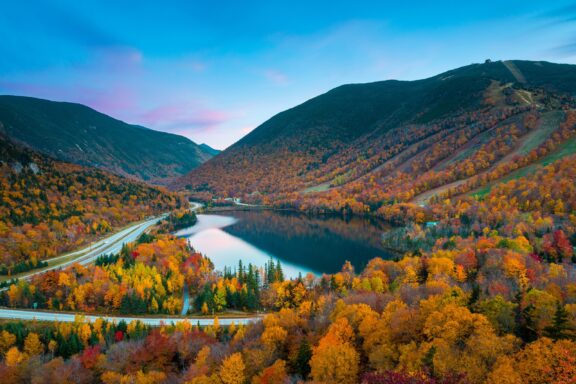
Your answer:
0;95;215;184
175;60;576;209
230;60;575;148
199;143;221;156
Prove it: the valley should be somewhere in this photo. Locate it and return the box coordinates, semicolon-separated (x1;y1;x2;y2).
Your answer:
0;59;575;384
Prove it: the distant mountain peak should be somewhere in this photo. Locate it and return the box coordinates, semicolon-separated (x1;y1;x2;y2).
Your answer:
0;95;217;184
174;60;576;197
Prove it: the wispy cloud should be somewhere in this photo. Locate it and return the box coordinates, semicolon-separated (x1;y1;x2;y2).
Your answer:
264;69;289;85
87;46;144;72
536;3;576;57
77;86;138;114
0;81;55;96
45;5;121;48
139;102;229;134
551;42;576;56
189;60;207;72
0;80;137;114
539;3;576;23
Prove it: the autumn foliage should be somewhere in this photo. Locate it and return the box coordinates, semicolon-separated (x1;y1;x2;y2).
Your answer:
0;136;183;272
2;64;576;383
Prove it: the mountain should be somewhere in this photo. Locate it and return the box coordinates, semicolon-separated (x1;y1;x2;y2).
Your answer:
0;95;215;184
175;60;576;211
199;143;221;156
0;133;182;270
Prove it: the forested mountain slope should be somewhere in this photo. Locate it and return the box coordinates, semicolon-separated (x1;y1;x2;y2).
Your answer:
0;96;215;184
176;60;576;213
0;134;182;272
1;60;576;384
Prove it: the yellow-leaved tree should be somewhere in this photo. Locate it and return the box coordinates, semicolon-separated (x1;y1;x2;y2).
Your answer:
24;332;44;356
219;352;245;384
310;317;359;384
0;330;16;355
5;346;26;367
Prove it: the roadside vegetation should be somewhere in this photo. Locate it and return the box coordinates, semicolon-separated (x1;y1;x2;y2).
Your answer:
1;61;575;383
0;135;183;275
1;151;575;382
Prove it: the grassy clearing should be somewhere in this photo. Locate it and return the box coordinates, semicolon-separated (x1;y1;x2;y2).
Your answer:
518;111;564;156
471;135;576;198
303;182;331;193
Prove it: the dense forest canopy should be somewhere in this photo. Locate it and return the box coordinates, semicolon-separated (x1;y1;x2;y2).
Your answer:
0;60;575;384
0;134;183;272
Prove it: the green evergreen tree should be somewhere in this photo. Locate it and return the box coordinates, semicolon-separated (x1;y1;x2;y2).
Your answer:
468;283;480;308
117;320;128;333
417;257;429;284
421;345;436;377
275;259;284;282
120;243;135;267
266;258;275;285
238;260;245;284
544;301;574;340
518;303;538;343
294;339;312;379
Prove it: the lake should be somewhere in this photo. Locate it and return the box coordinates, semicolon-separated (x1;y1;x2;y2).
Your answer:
175;210;396;278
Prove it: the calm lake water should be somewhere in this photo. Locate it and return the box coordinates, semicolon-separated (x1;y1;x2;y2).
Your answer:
175;210;395;278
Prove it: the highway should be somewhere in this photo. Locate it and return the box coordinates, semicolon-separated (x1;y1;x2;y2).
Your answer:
189;201;204;211
1;214;167;287
0;200;261;326
4;202;203;285
61;216;166;268
0;308;262;326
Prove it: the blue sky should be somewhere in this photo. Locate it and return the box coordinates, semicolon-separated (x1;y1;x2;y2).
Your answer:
1;1;575;149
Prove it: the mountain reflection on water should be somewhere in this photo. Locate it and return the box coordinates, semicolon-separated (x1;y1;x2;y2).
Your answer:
176;210;395;278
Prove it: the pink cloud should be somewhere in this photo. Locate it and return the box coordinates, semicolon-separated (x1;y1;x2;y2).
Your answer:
74;46;144;73
139;102;229;133
0;81;138;119
0;81;56;96
189;60;207;72
264;69;289;85
0;79;227;137
76;86;137;114
0;81;137;114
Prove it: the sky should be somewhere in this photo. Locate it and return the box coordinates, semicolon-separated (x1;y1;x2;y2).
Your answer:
1;1;576;149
